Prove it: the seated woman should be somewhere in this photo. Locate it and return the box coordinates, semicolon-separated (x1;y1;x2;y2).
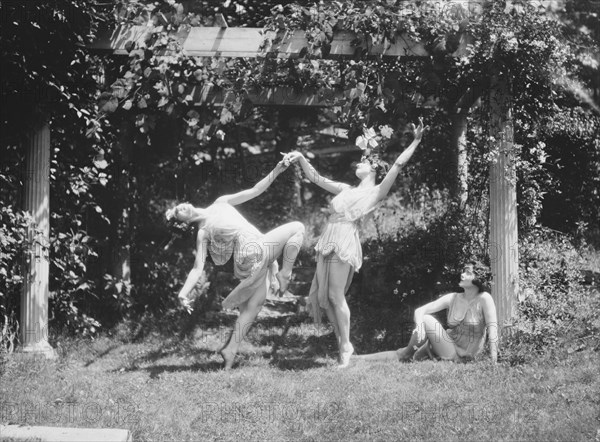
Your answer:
355;263;498;363
166;158;305;369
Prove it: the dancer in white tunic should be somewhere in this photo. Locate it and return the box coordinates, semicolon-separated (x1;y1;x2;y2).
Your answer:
284;118;426;367
166;159;305;369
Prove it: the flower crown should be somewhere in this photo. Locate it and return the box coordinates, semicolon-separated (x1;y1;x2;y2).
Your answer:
355;125;394;175
355;124;394;158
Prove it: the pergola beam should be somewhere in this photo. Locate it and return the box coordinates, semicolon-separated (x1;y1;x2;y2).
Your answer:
90;26;461;58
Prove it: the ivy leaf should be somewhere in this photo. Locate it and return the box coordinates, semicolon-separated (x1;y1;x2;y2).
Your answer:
101;97;119;113
93;157;108;170
220;108;234;125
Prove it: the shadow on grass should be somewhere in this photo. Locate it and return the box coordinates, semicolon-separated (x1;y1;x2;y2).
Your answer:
145;361;224;377
83;344;120;367
142;346;217;362
269;357;329;371
109;348;225;376
104;312;341;373
260;323;336;370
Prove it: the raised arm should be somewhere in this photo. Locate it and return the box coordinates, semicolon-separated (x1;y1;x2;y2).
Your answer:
178;229;208;312
481;292;499;363
376;118;426;201
286;152;350;195
215;160;289;206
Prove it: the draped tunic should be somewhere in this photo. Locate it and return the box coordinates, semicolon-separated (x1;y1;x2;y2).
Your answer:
446;293;488;360
202;202;277;309
308;186;380;324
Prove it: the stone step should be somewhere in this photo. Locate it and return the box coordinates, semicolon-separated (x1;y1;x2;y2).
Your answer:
0;425;132;442
261;290;307;318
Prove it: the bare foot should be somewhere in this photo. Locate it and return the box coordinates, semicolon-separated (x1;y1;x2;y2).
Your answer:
220;347;236;370
396;347;412;362
337;343;354;369
275;269;292;296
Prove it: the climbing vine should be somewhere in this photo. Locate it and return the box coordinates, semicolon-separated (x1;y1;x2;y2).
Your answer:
90;0;597;230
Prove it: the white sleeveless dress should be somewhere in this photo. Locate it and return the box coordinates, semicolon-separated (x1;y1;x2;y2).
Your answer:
202;202;278;309
307;186;380;324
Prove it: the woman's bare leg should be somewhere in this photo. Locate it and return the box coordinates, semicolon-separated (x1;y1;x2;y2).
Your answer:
412;342;433;361
220;279;268;369
396;314;457;361
220;222;304;369
323;304;341;350
354;351;398;362
357;315;456;364
327;259;354;366
260;221;305;294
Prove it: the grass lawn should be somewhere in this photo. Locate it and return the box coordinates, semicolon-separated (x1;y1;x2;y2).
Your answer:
1;314;599;441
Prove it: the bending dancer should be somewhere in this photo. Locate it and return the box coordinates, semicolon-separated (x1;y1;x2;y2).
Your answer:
166;159;305;369
355;263;499;364
284;118;426;367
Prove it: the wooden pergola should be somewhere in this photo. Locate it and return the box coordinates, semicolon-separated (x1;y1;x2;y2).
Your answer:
21;24;516;356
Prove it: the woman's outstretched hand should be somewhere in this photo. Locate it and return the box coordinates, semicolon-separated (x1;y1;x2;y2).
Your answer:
178;293;194;314
282;151;304;165
274;159;291;174
411;117;428;142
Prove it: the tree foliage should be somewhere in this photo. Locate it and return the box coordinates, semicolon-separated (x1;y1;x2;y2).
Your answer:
0;0;106;144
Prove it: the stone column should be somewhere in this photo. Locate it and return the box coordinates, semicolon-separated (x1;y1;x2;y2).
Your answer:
489;73;519;329
20;124;56;358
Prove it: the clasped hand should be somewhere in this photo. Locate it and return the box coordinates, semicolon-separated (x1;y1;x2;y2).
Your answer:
281;151;303;165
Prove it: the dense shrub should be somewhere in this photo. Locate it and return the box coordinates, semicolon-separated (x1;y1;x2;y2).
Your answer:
48;228;101;336
357;187;488;305
0;203;103;346
0;207;34;353
501;228;600;365
540;109;600;245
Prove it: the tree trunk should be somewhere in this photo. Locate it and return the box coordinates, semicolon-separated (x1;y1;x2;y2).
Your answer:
20;124;56;358
111;122;132;296
488;72;519;330
450;110;469;209
277;108;302;209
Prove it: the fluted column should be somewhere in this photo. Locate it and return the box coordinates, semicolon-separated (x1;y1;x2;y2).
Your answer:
489;73;519;329
20;124;56;358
